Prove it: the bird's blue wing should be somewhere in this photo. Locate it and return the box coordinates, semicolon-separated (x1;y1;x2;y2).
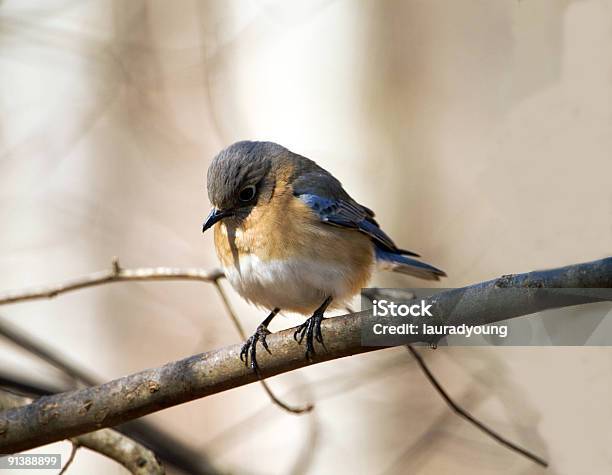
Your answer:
292;169;420;256
297;193;402;253
297;193;445;279
291;167;444;277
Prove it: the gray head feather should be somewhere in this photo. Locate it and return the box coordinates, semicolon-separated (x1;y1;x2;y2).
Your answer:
207;141;288;211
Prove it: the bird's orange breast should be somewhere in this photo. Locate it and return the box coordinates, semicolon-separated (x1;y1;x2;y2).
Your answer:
213;172;374;303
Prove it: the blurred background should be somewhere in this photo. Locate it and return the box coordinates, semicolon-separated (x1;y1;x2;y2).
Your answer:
1;0;611;473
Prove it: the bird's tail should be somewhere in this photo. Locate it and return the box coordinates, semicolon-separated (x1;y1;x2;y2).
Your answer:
375;248;446;281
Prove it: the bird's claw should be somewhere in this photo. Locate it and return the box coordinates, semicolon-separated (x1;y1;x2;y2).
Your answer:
240;324;271;372
293;311;326;360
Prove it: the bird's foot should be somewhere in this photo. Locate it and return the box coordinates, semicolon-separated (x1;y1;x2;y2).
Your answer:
240;324;271;373
293;311;326;360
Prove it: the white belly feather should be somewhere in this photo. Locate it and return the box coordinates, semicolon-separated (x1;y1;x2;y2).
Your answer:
223;253;368;314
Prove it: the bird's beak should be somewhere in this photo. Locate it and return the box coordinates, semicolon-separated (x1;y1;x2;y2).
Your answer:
202;208;233;233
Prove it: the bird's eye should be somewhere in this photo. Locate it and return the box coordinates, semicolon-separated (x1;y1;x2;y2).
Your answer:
238;185;256;202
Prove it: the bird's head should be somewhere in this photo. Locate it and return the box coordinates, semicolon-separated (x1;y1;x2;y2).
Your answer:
202;141;287;232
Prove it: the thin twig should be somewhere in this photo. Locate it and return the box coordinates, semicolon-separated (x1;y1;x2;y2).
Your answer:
0;260;224;306
405;345;548;467
211;279;247;337
58;441;79;475
212;278;313;414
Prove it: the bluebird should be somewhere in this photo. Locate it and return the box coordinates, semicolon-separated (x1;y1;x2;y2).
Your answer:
203;141;445;371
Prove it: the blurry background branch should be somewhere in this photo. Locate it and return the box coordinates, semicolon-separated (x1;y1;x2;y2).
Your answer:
0;391;165;474
1;257;609;455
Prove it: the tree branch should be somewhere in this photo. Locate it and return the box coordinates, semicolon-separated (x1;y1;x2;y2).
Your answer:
0;258;223;305
0;257;610;454
71;430;164;475
0;392;164;474
58;442;78;475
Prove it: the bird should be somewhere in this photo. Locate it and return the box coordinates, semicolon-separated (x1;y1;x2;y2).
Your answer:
202;141;445;372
